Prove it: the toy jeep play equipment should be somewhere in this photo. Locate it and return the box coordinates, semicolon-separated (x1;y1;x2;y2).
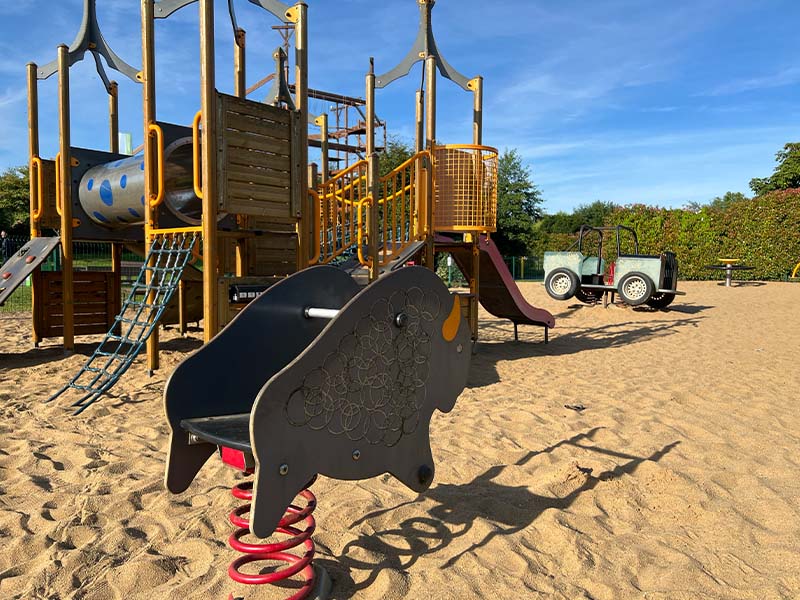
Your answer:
543;225;684;308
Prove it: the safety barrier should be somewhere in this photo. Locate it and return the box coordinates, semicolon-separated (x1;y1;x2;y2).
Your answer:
357;150;429;268
433;145;498;233
312;160;368;265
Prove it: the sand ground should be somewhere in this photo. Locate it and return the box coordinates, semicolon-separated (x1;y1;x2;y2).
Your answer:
1;280;799;599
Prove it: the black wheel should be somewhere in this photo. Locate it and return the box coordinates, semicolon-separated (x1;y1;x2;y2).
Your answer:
645;292;676;309
545;268;578;300
617;272;654;306
574;287;603;304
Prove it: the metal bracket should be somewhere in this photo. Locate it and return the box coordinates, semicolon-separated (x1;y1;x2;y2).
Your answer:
375;0;472;91
247;0;292;22
37;0;140;91
265;47;296;110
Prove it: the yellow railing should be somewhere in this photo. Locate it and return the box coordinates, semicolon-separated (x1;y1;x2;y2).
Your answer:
311;160;368;265
30;156;44;221
309;144;497;269
357;151;429;268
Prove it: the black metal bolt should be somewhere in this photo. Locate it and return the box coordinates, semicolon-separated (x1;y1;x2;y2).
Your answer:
394;312;408;328
417;464;433;486
279;463;289;476
352;450;361;461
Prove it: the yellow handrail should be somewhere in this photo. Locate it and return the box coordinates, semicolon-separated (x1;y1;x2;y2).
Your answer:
308;189;321;265
30;156;44;220
356;196;371;267
192;111;203;199
792;261;800;279
54;152;62;217
148;123;165;207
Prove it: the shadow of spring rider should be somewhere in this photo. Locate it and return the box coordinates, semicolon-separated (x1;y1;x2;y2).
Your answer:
163;265;472;599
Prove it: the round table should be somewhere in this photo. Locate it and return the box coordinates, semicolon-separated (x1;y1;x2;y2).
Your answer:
704;263;754;287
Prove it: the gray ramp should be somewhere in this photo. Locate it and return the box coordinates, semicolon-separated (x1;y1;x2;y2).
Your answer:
0;237;60;306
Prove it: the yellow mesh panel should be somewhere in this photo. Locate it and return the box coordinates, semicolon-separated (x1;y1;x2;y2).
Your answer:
433;145;498;233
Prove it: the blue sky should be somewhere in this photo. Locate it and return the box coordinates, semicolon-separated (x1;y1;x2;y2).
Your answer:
1;0;799;213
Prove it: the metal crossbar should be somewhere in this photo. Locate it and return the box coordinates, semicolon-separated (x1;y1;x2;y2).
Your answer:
47;231;200;414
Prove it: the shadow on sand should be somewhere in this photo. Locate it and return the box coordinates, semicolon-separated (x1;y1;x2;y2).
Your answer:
318;428;680;598
469;315;703;388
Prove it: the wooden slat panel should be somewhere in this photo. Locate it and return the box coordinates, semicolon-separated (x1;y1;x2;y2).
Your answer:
223;95;291;124
227;182;292;205
227;164;291;188
227;150;292;173
224;113;290;139
227;131;291;156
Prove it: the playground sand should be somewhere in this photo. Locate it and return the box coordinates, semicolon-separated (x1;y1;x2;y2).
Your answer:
1;280;799;599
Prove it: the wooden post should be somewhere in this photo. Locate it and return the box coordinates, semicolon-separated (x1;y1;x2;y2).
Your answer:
57;45;74;351
233;28;247;278
367;153;380;281
27;62;42;347
288;3;309;271
469;76;483;146
109;81;119;152
415;89;424;153
423;54;436;269
200;0;219;342
142;0;159;371
316;114;329;182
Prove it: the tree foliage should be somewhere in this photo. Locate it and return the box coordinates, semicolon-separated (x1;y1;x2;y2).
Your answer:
0;166;30;233
749;143;800;196
536;200;617;234
378;136;414;178
494;148;543;256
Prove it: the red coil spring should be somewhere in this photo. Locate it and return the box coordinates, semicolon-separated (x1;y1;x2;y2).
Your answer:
226;478;317;600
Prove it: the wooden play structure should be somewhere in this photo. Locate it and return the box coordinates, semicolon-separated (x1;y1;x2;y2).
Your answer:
0;1;560;597
0;0;557;412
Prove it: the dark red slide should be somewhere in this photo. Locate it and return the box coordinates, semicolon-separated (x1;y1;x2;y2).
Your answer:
436;235;555;338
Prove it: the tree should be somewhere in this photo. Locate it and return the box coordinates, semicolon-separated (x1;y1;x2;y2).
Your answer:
379;136;414;178
0;166;30;233
494;148;543;256
536;200;617;234
749;143;800;196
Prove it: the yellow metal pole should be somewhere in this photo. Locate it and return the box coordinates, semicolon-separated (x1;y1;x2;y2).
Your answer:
57;45;74;352
366;59;375;156
142;0;159;371
288;3;308;270
27;62;42;346
200;0;219;341
234;28;247;278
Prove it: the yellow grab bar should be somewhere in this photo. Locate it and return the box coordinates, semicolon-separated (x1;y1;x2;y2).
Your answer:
148;123;165;207
308;189;321;265
356;196;371;267
54;153;62;216
30;156;44;220
192;111;203;199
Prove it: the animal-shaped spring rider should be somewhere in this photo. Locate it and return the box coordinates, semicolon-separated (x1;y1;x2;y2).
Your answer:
163;265;472;598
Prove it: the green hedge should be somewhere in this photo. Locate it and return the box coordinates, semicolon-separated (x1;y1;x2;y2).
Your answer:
533;189;800;280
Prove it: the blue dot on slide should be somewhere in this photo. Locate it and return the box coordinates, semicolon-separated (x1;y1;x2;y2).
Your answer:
120;174;127;189
99;180;114;206
140;162;145;170
93;211;109;223
140;195;145;205
87;178;94;191
128;208;141;218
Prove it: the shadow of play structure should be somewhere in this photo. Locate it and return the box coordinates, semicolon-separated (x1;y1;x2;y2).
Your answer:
4;0;557;598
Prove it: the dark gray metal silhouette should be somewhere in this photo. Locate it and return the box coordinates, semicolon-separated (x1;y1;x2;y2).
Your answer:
37;0;140;92
375;0;471;90
164;265;472;537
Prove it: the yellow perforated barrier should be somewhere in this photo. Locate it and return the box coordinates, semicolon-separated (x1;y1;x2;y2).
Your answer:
433;144;498;233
